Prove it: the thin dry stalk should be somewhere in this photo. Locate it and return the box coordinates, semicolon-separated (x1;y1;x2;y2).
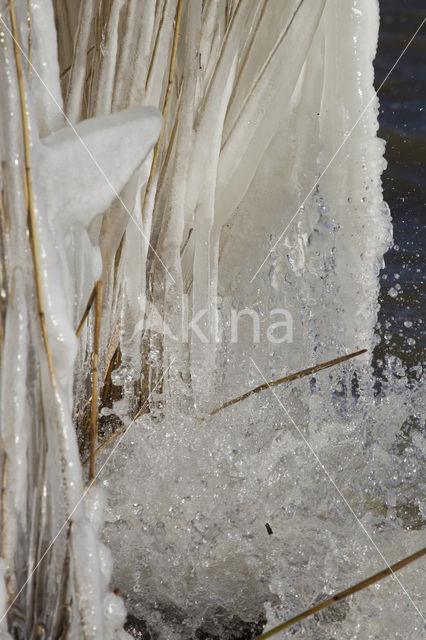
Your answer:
1;6;96;601
156;91;183;193
255;547;426;639
82;395;150;466
86;350;367;461
27;0;32;75
141;0;183;218
195;0;244;132
59;46;95;80
1;452;7;560
210;349;367;416
224;0;270;120
145;0;168;92
221;0;307;150
9;0;57;386
1;452;8;605
75;282;98;338
65;0;95;121
89;280;103;481
101;345;120;401
82;427;121;466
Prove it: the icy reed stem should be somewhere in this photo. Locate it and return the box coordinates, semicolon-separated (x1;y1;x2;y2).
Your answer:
76;282;98;338
143;0;183;206
85;348;367;463
255;547;426;639
210;349;367;416
9;0;56;384
89;281;103;481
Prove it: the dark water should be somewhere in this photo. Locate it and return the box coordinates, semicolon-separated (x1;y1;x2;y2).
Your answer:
374;0;426;371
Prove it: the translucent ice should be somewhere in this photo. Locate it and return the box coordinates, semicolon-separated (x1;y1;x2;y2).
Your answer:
1;1;423;639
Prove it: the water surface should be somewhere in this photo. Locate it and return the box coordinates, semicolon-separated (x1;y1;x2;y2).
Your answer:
374;0;426;370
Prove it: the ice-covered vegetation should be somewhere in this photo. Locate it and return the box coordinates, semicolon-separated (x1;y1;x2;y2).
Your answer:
0;1;424;639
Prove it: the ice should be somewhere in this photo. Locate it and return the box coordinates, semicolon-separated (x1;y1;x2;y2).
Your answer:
0;2;161;636
37;107;162;231
29;0;64;135
0;1;424;639
100;369;425;639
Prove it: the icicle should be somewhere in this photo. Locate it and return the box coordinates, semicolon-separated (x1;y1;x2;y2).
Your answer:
93;0;125;117
65;0;95;123
29;0;64;135
0;270;29;583
215;0;327;229
111;0;141;111
143;0;179;107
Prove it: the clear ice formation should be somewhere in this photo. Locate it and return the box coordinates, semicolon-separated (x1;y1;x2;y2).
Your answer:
0;2;161;637
0;1;424;639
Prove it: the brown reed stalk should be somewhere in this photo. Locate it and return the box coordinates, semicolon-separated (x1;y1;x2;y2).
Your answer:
9;0;57;386
210;349;367;416
142;0;183;212
225;0;270;120
85;350;367;462
255;547;426;639
156;93;183;193
221;0;307;150
75;282;98;338
82;395;151;466
59;46;95;80
1;452;7;561
145;0;168;92
89;281;103;481
1;452;8;605
27;0;32;75
195;0;244;132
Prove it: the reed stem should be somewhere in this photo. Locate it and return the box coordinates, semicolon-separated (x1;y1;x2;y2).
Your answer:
27;0;32;75
82;395;150;467
89;281;103;481
9;0;57;387
1;452;7;561
210;349;367;416
76;282;97;338
255;547;426;639
141;0;183;223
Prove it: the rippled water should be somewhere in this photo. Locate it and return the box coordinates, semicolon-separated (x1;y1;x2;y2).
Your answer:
374;0;426;371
